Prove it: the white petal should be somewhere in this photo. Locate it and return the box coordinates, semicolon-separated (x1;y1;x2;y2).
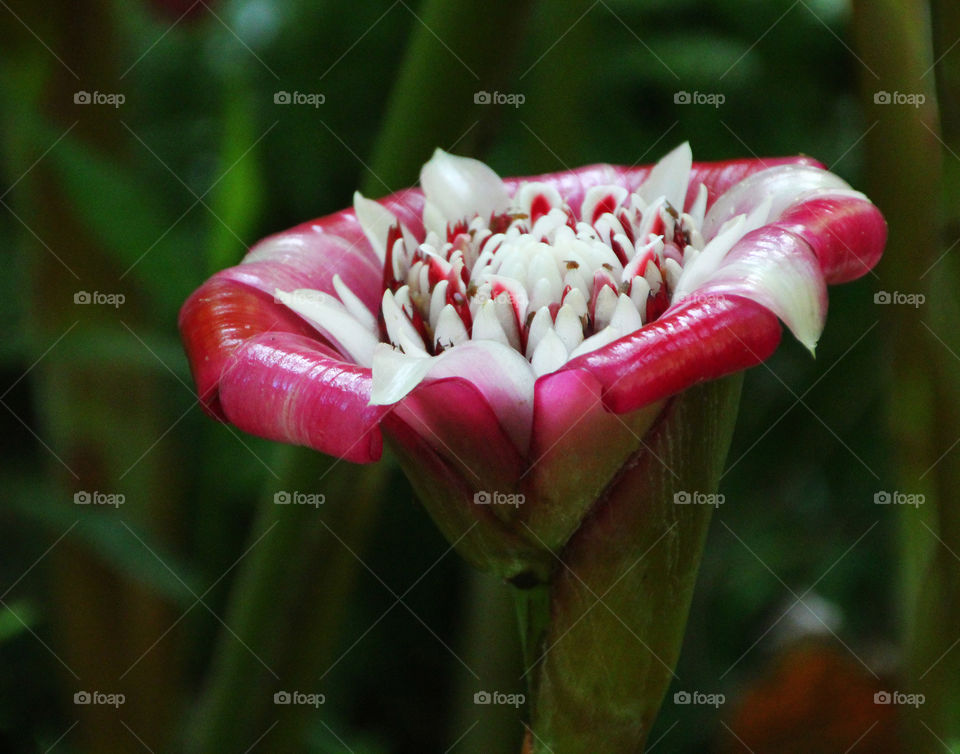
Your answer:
275;288;379;367
525;306;553;358
593;286;618;331
554;304;585;352
353;192;399;264
332;274;377;332
382;289;427;355
531;328;569;377
562;286;588;319
638;142;692;213
420;149;510;223
671;215;749;302
610;293;644;334
629;275;650;319
370;340;536;451
429;279;450;327
472;299;511;347
433;304;468;349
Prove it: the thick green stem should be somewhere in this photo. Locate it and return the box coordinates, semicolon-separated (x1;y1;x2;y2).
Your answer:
851;2;956;748
522;375;744;753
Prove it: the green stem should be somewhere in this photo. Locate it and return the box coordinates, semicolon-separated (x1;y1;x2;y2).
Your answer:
523;375;744;753
851;2;954;749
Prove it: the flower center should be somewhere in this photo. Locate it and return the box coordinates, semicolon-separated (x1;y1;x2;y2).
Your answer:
379;181;708;375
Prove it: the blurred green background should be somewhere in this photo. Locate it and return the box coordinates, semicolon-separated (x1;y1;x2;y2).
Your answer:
1;0;958;751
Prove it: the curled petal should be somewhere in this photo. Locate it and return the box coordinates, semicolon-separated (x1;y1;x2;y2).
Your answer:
179;278;319;417
560;295;782;415
701;164;853;240
773;193;887;284
217;332;387;464
678;226;827;353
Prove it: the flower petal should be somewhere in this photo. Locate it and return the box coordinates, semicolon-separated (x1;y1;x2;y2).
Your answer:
217;332;386;463
772;192;887;284
558;295;782;415
179;277;321;417
274;288;379;366
637;141;692;212
701;164;853;240
678;226;827;353
420;149;511;222
371;340;536;454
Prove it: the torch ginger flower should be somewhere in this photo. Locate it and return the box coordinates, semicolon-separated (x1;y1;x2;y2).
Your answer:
180;144;885;580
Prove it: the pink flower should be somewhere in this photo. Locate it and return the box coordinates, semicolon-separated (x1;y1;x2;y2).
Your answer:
180;144;885;574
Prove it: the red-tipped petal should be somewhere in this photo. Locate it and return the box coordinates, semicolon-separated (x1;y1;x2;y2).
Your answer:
217;332;386;463
555;295;782;415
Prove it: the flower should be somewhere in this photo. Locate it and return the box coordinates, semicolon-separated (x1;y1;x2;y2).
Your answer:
180;144;885;578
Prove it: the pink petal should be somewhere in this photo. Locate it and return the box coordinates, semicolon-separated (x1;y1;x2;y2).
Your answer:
552;295;782;415
386;377;526;492
773;193;887;284
179;278;319;418
217;331;387;464
524;367;663;548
